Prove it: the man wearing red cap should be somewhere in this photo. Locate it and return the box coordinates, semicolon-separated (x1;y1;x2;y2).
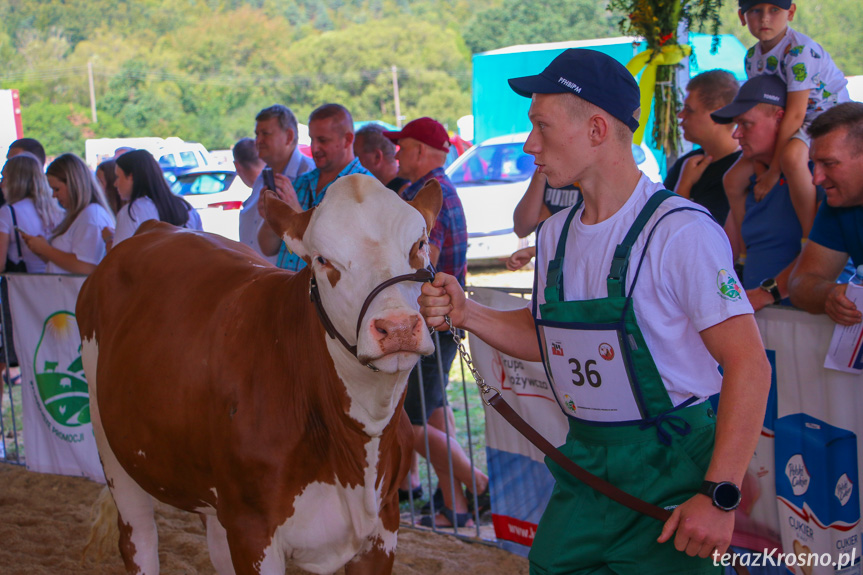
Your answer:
383;118;488;528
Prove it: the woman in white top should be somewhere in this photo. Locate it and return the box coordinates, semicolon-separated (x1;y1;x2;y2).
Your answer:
0;152;65;372
0;153;64;273
21;153;115;275
111;149;202;247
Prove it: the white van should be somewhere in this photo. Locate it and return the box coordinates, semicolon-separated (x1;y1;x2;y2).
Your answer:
85;137;215;180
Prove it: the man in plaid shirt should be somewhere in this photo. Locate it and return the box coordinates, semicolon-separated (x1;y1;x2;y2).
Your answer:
384;118;488;529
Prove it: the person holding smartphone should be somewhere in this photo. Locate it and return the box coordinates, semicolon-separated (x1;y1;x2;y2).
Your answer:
22;153;114;275
241;105;314;264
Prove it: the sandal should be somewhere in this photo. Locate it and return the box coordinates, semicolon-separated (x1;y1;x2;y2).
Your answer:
419;506;472;528
398;485;423;502
420;486;444;515
466;487;491;514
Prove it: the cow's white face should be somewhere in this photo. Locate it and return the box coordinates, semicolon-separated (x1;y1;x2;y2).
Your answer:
264;174;441;376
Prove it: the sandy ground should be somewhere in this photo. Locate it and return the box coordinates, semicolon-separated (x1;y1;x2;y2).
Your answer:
0;463;528;575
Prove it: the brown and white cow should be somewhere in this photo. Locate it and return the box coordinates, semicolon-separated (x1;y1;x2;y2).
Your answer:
77;174;442;575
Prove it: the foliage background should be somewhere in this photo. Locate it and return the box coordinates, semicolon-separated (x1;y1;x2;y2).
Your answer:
0;0;858;157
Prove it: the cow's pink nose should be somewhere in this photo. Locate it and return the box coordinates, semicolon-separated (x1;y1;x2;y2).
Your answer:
371;314;423;354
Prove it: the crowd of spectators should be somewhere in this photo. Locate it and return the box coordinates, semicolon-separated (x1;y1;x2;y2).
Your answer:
2;37;861;532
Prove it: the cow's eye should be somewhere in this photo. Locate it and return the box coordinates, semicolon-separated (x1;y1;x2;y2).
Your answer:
418;240;426;250
316;256;328;266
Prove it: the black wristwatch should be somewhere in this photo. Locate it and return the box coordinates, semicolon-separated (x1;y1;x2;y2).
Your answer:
699;480;742;511
760;277;781;305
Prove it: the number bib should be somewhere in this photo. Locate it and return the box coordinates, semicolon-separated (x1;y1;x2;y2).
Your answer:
538;323;643;422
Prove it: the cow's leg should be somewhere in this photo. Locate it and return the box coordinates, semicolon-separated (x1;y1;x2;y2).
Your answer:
345;495;400;575
223;519;286;575
344;538;395;575
82;339;159;574
205;514;237;575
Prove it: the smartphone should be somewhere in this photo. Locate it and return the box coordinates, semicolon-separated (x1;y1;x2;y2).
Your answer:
261;167;276;191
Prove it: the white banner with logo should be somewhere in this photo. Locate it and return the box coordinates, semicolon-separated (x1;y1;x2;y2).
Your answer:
6;273;104;482
470;288;863;568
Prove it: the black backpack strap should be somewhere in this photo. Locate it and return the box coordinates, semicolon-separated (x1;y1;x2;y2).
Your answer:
8;205;22;260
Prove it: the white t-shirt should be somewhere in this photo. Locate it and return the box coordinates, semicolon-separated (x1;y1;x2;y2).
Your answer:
0;198;61;273
745;27;848;121
535;174;753;405
47;203;115;274
114;197;203;246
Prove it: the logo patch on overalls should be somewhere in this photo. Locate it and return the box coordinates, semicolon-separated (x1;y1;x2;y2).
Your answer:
563;394;577;413
598;343;614;361
716;269;742;301
551;341;564;356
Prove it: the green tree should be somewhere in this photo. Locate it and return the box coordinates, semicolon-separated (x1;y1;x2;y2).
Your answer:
281;17;471;128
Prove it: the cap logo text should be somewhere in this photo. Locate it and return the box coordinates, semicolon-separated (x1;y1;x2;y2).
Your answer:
763;94;780;101
558;77;582;93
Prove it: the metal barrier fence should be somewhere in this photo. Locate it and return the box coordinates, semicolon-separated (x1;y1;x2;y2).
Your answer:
0;274;23;465
400;286;531;541
0;278;533;546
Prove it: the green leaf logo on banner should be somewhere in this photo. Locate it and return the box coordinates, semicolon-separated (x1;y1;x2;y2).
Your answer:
33;311;90;427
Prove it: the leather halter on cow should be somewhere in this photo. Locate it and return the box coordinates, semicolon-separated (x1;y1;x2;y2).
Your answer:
77;174;443;575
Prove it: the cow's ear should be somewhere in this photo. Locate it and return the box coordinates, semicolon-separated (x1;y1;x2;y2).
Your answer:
262;190;314;258
409;179;442;233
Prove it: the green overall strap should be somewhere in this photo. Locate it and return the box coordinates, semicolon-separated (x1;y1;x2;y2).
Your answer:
606;190;674;298
544;197;584;304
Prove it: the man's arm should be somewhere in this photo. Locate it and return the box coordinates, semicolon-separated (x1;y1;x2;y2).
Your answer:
788;241;860;324
420;273;541;361
745;254;796;312
513;171;546;238
257;223;282;256
658;313;771;558
674;153;713;200
257;176;303;257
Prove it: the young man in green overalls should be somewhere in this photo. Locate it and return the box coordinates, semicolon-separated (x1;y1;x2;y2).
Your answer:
419;49;771;574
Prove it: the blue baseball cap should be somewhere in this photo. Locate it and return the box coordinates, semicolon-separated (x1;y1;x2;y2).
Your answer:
710;75;787;124
739;0;792;13
508;48;641;133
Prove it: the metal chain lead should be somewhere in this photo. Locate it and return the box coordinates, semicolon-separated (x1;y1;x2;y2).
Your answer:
445;316;499;406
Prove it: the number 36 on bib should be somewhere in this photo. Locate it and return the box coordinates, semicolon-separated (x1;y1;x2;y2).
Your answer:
539;325;642;422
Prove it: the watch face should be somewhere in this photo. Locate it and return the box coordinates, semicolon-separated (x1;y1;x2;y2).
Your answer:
714;482;741;510
761;278;777;290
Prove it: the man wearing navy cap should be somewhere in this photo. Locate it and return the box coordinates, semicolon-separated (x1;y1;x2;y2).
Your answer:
419;48;770;573
711;74;821;312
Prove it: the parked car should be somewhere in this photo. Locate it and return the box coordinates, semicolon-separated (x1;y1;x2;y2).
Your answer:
157;143;217;183
170;167;252;241
445;132;661;264
85;137;216;182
